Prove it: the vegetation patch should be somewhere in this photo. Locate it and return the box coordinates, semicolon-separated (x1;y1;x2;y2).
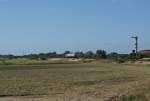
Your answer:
0;62;150;100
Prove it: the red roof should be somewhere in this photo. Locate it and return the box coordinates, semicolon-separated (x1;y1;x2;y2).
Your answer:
138;50;150;55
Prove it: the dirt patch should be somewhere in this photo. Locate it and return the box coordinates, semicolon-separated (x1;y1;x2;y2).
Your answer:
72;76;136;86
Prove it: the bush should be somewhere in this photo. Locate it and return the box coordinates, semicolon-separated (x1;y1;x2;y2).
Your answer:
117;57;126;63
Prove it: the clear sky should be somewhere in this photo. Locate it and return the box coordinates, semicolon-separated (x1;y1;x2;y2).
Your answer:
0;0;150;55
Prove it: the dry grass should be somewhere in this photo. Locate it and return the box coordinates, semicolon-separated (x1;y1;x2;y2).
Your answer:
0;62;150;101
0;58;95;65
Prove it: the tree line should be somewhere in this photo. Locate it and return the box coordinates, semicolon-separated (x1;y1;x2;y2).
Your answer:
0;50;107;60
0;49;147;62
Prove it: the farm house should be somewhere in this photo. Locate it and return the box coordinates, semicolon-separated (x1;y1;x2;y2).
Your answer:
64;53;75;58
138;50;150;55
139;50;150;61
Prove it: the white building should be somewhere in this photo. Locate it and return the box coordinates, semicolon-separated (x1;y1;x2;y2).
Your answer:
65;53;75;58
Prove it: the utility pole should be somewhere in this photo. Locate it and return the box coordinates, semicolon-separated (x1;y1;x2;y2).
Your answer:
131;36;138;54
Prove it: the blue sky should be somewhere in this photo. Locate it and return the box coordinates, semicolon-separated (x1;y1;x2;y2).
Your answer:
0;0;150;55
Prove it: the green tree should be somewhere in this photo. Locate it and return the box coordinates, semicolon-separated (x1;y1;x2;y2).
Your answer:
64;51;71;54
96;50;107;59
47;52;57;58
108;52;118;60
75;52;84;58
85;51;94;58
129;50;137;60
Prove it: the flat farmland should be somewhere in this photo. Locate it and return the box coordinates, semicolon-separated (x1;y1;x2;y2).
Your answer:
0;62;150;101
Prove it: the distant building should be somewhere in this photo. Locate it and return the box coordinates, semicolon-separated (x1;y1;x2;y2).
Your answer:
138;50;150;55
64;53;75;58
138;50;150;61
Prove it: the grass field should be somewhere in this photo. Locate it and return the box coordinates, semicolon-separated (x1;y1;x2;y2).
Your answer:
0;58;95;65
0;61;150;101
